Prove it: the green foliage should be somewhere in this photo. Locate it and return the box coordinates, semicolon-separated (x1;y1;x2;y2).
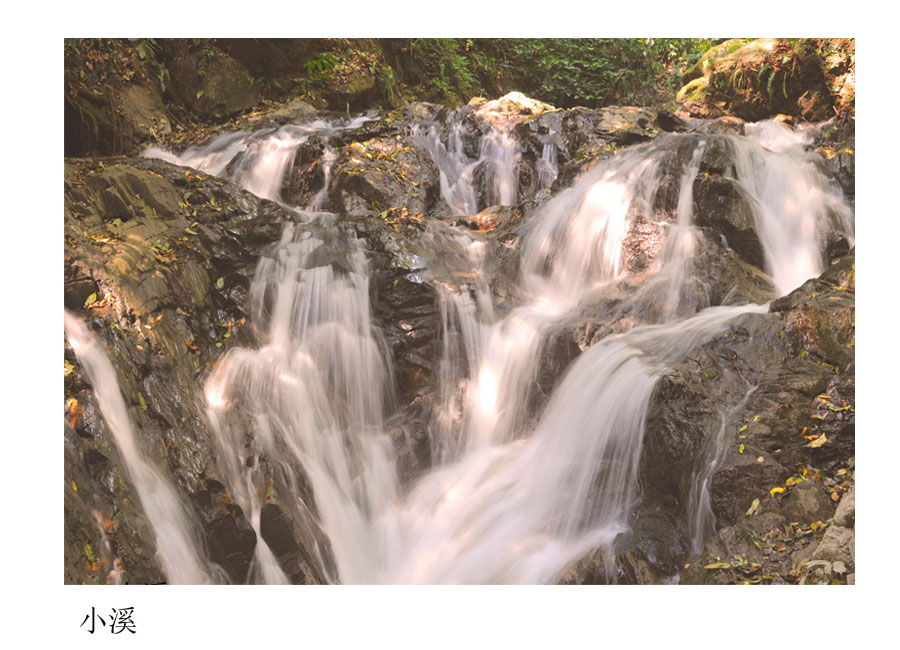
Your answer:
501;38;714;108
305;53;339;76
410;39;486;103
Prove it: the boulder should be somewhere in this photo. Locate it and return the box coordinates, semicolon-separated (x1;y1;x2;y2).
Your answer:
833;484;855;528
161;39;261;121
676;38;851;122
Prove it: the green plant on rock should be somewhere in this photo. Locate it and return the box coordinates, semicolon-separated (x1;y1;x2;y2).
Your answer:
410;38;482;103
305;53;340;77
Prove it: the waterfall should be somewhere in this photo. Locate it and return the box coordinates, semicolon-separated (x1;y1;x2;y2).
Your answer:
144;113;377;210
204;221;398;584
64;312;212;584
412;116;521;215
686;386;759;554
537;141;559;190
305;146;337;211
481;126;521;206
99;114;855;583
731;120;855;295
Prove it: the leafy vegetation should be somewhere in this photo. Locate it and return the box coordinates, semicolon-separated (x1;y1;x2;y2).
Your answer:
500;38;714;107
386;38;715;108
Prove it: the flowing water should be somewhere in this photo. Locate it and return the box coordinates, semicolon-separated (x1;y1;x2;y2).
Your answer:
64;312;214;584
70;113;855;583
411;116;521;215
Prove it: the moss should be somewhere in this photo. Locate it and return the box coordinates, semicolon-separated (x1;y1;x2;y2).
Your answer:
676;77;709;103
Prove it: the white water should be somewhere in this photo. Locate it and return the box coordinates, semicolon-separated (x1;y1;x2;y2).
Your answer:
537;141;559;190
204;222;398;584
306;146;338;211
64;312;212;584
144;113;377;209
733;120;855;295
412;117;521;215
95;115;855;584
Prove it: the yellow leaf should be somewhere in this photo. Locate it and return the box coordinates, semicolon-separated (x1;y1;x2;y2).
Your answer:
704;562;731;569
770;487;785;497
809;433;828;448
84;292;97;307
746;498;760;516
72;481;78;491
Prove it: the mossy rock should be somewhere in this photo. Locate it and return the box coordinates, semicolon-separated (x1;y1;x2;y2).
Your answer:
676;38;845;122
676;77;710;104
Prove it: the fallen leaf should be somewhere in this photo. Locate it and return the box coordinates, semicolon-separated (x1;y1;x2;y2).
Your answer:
770;487;785;497
746;498;760;516
808;433;828;448
84;292;97;307
704;562;730;569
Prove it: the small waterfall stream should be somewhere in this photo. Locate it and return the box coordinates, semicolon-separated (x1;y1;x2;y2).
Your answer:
412;116;522;215
64;313;214;585
68;111;855;583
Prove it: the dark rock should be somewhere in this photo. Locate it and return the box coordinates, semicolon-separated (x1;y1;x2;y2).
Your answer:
201;503;257;583
779;480;834;524
161;39;261;120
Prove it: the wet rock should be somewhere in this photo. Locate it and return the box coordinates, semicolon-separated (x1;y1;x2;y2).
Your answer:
568;249;853;584
473;91;558;128
333;134;441;218
258;503;326;584
64;156;336;583
556;106;662;186
653;264;852;583
84;164;183;222
200;503;257;584
813;113;855;204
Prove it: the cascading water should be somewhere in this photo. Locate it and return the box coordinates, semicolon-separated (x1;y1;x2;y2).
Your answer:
64;312;213;584
732;120;855;294
204;220;399;584
537;140;559;190
78;113;855;584
412;115;521;215
144;113;377;209
305;146;338;211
